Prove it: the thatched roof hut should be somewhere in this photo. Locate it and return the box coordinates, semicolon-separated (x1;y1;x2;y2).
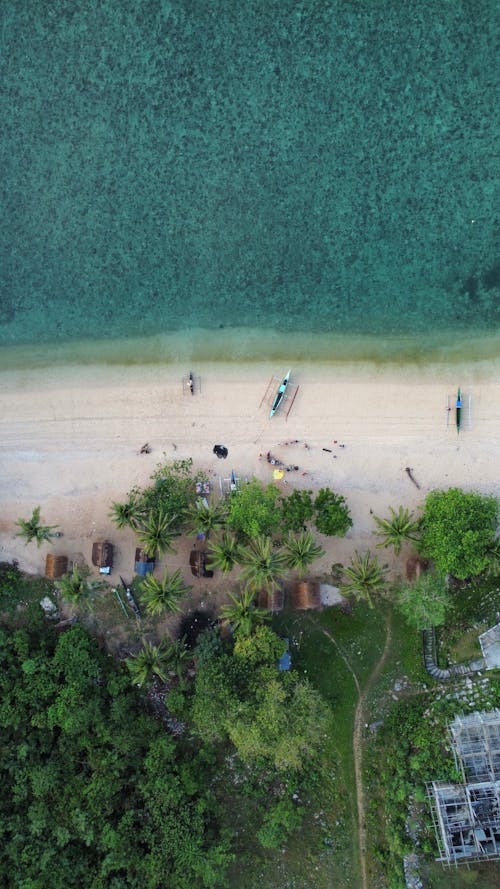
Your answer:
256;587;284;612
291;580;321;610
92;541;114;573
45;554;68;580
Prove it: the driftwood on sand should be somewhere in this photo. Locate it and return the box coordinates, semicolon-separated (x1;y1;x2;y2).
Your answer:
405;467;420;489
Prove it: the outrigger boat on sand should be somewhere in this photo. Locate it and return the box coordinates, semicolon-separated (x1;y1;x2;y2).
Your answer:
269;370;291;419
456;387;462;434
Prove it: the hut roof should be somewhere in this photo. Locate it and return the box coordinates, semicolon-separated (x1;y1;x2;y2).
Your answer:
291;580;321;610
45;554;69;580
92;541;114;569
257;587;284;612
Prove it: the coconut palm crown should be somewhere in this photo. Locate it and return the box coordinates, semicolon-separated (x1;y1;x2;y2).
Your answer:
373;505;421;555
220;589;271;637
282;530;325;577
341;550;388;609
15;506;60;547
239;535;287;593
126;640;170;687
136;508;179;559
56;564;107;610
109;494;143;530
139;569;191;617
188;500;228;538
206;531;242;574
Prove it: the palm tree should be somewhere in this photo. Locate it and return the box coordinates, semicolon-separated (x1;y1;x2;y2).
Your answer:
165;635;191;681
282;530;325;577
239;535;287;592
15;506;59;547
126;640;170;687
220;589;271;637
372;506;421;556
140;569;191;617
56;564;107;610
341;550;388;608
188;500;228;538
207;531;242;574
136;508;179;558
109;493;143;530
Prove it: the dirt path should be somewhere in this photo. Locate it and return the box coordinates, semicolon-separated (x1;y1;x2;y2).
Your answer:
320;614;393;889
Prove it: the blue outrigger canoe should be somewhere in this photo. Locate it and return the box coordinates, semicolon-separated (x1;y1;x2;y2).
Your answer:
269;370;291;418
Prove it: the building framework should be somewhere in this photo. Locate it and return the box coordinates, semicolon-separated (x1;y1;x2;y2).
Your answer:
428;710;500;865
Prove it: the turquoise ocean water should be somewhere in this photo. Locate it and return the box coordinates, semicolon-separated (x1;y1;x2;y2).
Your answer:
0;1;498;367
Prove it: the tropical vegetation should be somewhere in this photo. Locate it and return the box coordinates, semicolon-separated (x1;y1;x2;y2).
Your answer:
420;487;499;579
56;563;107;610
373;505;421;555
239;535;288;592
282;529;325;576
395;570;452;630
15;505;59;546
220;588;271;637
139;568;191;617
313;488;353;537
341;549;388;607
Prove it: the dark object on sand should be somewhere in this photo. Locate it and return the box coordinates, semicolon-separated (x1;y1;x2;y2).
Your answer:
188;371;194;394
322;448;332;453
213;444;228;459
92;540;114;575
405;467;421;489
135;547;155;576
189;549;214;578
140;443;151;454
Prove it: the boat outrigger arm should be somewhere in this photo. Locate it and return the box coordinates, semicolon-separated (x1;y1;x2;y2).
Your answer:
269;370;291;419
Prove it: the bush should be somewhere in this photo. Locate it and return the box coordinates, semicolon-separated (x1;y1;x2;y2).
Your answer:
314;489;353;537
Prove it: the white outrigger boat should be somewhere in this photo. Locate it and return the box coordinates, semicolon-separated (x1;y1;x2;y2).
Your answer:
269;370;291;418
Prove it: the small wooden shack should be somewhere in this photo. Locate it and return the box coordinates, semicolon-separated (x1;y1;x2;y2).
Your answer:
189;550;214;578
45;554;69;580
92;541;114;574
135;548;155;577
257;587;284;612
291;580;321;610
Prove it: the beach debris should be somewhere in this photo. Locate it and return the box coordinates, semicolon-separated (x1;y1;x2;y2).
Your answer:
405;467;421;489
213;444;228;459
140;443;151;454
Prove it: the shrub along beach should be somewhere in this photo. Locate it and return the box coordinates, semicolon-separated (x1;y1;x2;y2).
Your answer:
1;357;499;889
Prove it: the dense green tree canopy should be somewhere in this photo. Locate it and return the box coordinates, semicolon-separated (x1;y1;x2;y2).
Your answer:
395;571;452;630
227;480;281;539
0;621;232;888
189;625;329;772
314;489;353;537
279;489;314;533
420;488;499;578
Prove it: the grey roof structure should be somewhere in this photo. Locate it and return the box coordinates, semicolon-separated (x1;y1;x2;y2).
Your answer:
429;710;500;865
479;623;500;670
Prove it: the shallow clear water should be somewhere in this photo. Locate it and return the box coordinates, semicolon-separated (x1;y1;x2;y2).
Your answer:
0;1;498;361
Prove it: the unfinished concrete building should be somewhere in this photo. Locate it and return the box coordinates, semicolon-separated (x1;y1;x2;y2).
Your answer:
429;710;500;865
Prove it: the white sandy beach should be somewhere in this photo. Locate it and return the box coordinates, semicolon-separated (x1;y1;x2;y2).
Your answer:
1;359;499;584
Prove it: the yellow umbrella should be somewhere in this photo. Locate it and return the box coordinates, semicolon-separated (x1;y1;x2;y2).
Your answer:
273;469;285;480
